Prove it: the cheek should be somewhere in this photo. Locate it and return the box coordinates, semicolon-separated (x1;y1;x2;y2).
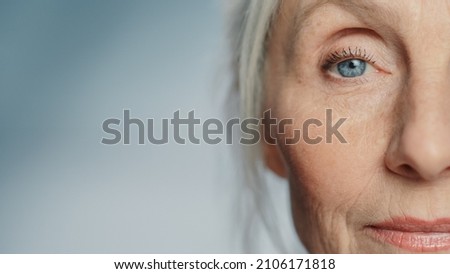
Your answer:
273;75;400;204
273;91;398;252
278;102;390;205
287;128;377;209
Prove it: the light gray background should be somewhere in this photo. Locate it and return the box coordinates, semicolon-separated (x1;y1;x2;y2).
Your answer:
0;0;304;253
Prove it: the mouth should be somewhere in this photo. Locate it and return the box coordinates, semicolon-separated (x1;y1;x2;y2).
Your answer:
365;217;450;252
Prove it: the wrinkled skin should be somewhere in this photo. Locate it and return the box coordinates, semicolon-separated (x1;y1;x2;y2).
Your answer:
263;0;450;253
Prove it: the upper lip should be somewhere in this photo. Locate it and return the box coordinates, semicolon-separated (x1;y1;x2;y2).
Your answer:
368;217;450;233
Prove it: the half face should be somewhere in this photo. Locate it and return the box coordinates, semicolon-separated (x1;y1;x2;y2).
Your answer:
263;0;450;253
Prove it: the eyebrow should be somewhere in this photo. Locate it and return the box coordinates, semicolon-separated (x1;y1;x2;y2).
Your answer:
294;0;400;31
287;0;400;59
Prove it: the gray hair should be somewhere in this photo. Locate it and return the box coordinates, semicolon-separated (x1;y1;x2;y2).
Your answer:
227;0;304;253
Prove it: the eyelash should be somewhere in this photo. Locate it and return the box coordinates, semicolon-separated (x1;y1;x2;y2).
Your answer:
322;46;376;70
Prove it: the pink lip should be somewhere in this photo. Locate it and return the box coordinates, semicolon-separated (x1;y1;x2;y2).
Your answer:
365;217;450;252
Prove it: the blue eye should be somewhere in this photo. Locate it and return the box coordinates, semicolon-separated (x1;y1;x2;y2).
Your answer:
337;59;366;77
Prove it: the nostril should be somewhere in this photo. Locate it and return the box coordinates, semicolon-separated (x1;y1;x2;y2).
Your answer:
399;164;413;174
397;164;420;179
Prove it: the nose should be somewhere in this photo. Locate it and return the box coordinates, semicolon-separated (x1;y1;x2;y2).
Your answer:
385;77;450;181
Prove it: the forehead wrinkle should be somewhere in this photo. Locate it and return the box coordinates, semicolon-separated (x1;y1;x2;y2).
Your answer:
287;0;401;64
286;0;328;67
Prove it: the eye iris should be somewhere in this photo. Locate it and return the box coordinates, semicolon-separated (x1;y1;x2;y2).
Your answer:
337;59;366;77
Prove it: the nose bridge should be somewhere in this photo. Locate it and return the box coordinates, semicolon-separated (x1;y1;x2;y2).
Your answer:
393;54;450;180
406;51;450;128
384;2;450;181
406;23;450;119
408;77;446;126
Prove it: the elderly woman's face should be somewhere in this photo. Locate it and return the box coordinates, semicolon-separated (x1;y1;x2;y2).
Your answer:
264;0;450;253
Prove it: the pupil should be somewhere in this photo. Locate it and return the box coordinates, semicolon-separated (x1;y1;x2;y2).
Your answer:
336;59;366;77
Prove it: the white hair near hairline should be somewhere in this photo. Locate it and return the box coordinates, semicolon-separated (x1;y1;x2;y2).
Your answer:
228;0;305;253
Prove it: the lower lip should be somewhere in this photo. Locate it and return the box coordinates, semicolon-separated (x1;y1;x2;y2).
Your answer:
366;226;450;252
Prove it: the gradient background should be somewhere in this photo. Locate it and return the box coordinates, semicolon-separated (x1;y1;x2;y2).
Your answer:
0;0;303;253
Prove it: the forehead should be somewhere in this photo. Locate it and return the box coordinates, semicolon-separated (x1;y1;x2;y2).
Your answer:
278;0;450;32
275;0;450;56
283;0;450;21
291;0;399;31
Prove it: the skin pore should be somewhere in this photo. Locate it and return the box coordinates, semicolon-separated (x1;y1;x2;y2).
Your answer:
263;0;450;253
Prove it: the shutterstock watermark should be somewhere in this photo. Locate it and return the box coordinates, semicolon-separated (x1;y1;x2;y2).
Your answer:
101;109;348;145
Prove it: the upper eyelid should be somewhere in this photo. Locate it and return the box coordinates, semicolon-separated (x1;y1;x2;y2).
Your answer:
322;46;376;70
321;48;397;80
310;25;398;74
